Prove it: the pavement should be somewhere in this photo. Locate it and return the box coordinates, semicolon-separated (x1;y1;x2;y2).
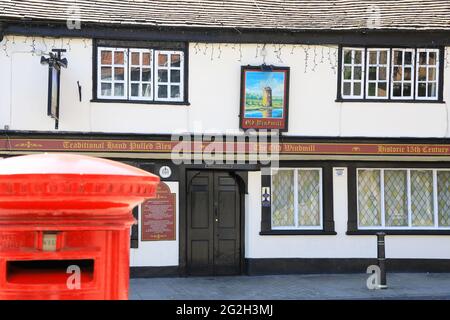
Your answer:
129;273;450;300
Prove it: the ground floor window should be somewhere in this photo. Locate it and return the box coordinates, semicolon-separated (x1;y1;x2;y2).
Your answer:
271;168;323;229
357;168;450;229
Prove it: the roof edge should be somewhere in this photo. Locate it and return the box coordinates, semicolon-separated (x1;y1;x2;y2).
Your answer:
1;20;450;46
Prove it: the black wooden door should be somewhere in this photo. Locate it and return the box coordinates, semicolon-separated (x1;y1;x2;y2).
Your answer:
187;171;241;276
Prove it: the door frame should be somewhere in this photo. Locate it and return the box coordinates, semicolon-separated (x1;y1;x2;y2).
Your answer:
179;165;252;276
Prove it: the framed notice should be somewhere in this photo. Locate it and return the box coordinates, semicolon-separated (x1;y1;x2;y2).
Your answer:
240;65;290;131
141;182;176;241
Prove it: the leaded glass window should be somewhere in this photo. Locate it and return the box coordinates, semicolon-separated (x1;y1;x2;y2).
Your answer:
357;169;381;227
271;168;322;229
357;168;450;229
384;170;408;227
410;170;434;226
438;171;450;227
272;170;295;228
298;170;321;226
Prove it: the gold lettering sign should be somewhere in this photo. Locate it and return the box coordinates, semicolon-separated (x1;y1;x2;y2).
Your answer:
42;233;57;251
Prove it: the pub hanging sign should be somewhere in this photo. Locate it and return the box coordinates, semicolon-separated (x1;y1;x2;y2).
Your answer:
41;49;68;129
240;65;290;132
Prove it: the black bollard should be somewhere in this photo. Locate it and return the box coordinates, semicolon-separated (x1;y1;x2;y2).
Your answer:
376;232;388;289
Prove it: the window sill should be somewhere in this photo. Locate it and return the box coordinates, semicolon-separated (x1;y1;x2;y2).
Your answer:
90;99;191;106
260;230;337;236
347;230;450;235
335;98;445;104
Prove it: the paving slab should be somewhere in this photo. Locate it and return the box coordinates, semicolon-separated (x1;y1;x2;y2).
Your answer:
129;273;450;300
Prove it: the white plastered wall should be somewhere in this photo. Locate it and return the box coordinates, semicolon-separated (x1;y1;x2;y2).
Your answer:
0;36;448;138
245;170;450;260
130;182;179;267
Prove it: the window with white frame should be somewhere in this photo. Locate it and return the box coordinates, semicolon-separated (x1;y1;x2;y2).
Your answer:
97;47;185;102
366;49;389;99
391;49;414;99
155;51;184;101
340;47;442;101
341;48;364;99
271;168;323;229
98;48;127;99
357;168;450;229
416;49;439;99
129;49;153;100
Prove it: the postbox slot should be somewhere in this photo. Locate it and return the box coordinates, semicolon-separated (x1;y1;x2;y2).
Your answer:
6;259;94;285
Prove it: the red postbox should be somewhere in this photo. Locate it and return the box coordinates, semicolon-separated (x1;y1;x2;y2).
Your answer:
0;153;159;300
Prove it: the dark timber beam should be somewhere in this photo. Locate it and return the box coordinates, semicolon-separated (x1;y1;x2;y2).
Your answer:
1;21;450;46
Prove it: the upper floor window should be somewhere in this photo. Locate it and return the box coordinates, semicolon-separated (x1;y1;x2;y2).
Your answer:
339;47;442;102
94;40;187;104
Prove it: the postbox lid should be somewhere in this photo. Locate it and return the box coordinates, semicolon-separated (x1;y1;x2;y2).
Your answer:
0;153;160;214
0;153;152;176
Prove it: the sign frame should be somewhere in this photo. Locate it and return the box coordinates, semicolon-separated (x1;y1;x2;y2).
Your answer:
239;65;290;132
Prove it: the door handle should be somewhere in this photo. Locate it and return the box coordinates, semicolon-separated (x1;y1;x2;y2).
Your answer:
214;202;219;223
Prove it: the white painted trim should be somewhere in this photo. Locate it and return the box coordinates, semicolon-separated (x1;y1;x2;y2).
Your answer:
415;48;440;101
341;47;365;99
97;47;128;99
433;169;439;228
154;50;185;102
390;48;415;100
128;48;153;101
365;48;390;99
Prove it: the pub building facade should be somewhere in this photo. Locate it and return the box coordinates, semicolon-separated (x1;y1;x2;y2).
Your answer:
1;0;450;277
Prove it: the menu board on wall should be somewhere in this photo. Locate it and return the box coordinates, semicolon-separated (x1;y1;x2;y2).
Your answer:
141;182;176;241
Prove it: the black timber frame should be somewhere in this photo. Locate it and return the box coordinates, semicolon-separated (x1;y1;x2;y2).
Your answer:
3;22;450;46
260;162;336;235
336;45;446;103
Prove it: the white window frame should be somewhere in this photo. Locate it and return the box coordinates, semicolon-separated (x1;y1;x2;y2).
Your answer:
415;48;440;101
97;47;185;102
154;50;185;102
357;168;450;230
390;48;415;100
366;48;390;99
341;47;365;99
97;47;128;99
340;47;442;101
128;48;153;101
271;168;323;230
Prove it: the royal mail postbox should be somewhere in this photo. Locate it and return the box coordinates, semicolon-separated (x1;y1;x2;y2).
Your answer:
0;153;159;300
